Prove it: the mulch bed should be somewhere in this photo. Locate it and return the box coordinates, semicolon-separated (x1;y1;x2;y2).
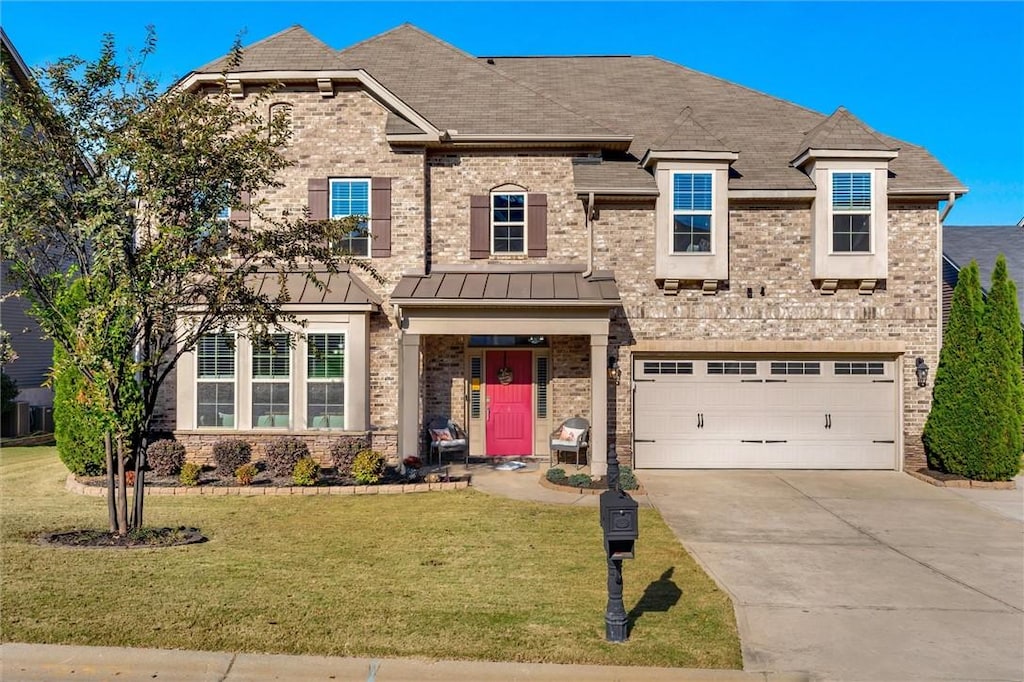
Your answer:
37;526;206;549
909;467;1017;489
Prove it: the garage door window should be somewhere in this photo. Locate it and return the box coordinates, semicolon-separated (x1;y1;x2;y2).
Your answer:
770;361;821;375
643;361;693;375
707;361;756;375
834;361;884;375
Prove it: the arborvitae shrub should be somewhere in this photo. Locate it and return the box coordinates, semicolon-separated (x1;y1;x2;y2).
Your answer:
924;261;986;476
974;255;1023;480
179;462;202;486
234;463;259;485
146;439;185;476
212;440;251;476
264;437;310;477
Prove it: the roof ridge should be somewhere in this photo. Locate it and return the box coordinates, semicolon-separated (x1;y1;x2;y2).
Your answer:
194;24;334;73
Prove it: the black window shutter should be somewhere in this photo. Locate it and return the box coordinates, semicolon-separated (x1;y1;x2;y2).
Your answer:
470;195;490;259
527;193;547;257
371;177;392;258
308;178;328;221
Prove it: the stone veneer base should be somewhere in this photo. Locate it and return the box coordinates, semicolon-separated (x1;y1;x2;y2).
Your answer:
907;468;1017;490
65;474;469;497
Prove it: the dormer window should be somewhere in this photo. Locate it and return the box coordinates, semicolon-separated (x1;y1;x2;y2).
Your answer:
491;192;526;254
671;172;713;253
831;171;872;253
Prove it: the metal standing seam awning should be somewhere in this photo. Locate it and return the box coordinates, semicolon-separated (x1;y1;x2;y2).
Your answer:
389;266;621;475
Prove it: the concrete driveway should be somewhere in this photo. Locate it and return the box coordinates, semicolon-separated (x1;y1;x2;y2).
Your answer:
641;471;1024;681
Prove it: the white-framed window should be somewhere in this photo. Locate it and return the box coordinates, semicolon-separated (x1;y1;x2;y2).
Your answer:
329;178;370;257
251;333;291;428
671;172;713;253
196;333;236;428
306;333;345;429
491;192;526;254
830;171;872;253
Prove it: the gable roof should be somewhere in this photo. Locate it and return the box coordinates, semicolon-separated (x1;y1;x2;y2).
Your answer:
795;106;897;157
186;24;965;195
943;225;1024;320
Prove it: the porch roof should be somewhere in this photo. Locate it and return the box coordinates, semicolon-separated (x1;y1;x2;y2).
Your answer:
390;268;621;307
249;269;382;309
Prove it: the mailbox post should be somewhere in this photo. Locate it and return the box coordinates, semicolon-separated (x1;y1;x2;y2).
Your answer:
599;445;638;642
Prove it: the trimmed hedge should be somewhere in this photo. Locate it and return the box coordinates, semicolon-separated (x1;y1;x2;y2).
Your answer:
212;440;251;476
264;437;310;477
330;435;369;476
146;439;185;476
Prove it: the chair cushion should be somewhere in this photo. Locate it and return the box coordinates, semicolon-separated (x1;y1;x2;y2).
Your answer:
551;439;578;448
430;428;453;442
557;426;586;442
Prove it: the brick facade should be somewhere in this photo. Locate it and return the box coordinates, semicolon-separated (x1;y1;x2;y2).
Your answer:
159;84;941;472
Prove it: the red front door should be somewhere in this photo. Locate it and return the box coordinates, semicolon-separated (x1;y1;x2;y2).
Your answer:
485;350;533;456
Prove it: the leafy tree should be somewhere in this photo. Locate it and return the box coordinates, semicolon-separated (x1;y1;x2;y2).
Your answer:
924;260;986;475
0;29;367;534
974;255;1023;480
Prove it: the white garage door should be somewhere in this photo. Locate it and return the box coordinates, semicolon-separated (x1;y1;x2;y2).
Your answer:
633;357;898;469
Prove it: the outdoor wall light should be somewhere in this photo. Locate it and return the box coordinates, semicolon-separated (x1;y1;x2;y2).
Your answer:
915;357;929;388
607;356;621;385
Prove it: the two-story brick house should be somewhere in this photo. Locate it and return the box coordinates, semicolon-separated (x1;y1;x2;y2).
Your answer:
162;24;965;477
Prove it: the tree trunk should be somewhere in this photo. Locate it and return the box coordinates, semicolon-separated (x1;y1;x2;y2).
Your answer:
115;439;128;535
130;444;145;530
105;431;117;533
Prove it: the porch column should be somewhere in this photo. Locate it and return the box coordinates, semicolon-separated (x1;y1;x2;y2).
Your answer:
398;332;421;459
590;333;608;477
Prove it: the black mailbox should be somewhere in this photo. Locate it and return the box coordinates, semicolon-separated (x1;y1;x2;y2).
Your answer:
600;488;638;559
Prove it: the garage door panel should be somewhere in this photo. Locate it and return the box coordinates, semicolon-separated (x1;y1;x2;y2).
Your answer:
633;357;898;470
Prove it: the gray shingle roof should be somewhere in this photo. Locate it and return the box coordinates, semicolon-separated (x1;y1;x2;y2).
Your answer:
189;24;965;194
650;106;733;153
572;158;657;194
943;226;1024;319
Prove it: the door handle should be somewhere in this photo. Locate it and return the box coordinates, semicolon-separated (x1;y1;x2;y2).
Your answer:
487;407;491;421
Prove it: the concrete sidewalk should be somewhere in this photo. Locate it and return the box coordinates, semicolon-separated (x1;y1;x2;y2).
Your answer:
1;643;806;682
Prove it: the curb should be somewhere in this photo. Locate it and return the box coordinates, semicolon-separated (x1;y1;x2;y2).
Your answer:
65;474;470;497
907;469;1016;490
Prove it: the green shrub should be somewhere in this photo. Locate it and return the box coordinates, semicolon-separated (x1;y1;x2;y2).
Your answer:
0;371;17;416
147;439;185;476
52;345;106;476
618;465;639;491
212;439;251;476
546;467;567;483
330;436;369;475
974;255;1023;480
234;462;258;485
292;457;320;486
924;261;986;476
351;449;385;485
264;437;310;477
179;462;202;486
568;473;592;488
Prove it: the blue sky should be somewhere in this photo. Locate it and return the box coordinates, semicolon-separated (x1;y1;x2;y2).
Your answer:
3;1;1022;225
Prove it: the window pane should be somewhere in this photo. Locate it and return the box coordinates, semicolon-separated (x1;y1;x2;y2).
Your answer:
252;334;290;378
672;214;712;252
330;180;370;217
308;334;345;378
307;382;344;428
833;214;871;253
832;172;872;210
197;382;234;427
673;173;712;211
253;382;289;428
197;334;234;378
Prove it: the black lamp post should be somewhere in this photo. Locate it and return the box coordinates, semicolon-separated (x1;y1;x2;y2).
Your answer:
599;444;637;642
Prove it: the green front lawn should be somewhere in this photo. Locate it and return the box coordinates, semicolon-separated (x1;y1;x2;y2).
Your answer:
0;446;740;668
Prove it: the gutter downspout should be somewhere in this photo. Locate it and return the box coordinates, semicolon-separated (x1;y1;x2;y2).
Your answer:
939;192;957;224
583;191;595;278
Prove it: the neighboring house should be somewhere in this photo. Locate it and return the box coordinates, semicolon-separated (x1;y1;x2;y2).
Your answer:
1;28;54;415
942;224;1024;340
160;24;966;475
